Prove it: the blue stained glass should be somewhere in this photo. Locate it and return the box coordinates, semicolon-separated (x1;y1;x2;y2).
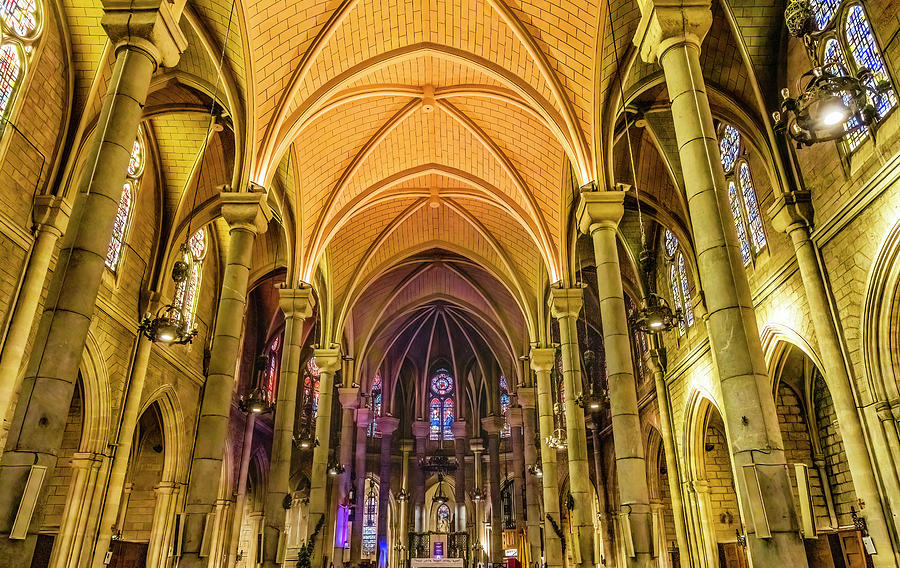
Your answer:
738;163;767;253
664;229;678;258
670;265;685;335
362;481;378;556
811;0;840;30
678;254;695;327
719;124;740;173
845;5;897;117
443;399;454;439
823;38;867;150
500;391;511;438
728;181;752;265
431;370;453;395
430;397;441;440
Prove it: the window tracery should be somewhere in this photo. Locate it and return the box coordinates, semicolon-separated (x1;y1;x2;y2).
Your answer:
106;132;145;271
499;375;511;438
173;228;207;328
0;0;40;124
663;230;694;335
362;477;378;557
429;369;454;441
368;372;382;438
303;357;321;420
718;124;767;265
812;0;896;151
263;335;281;404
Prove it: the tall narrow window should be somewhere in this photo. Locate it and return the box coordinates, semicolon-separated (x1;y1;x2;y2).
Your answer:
362;477;378;557
302;357;321;419
106;134;145;271
718;124;767;265
436;503;451;532
429;369;454;441
663;230;694;335
810;0;896;151
173;228;207;329
499;375;511;438
368;372;382;438
263;335;281;403
0;0;40;123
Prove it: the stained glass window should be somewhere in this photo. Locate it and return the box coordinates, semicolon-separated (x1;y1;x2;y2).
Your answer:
719;123;766;264
436;503;451;532
303;358;321;419
0;44;21;120
264;336;281;403
811;1;896;151
362;478;378;557
173;228;207;329
0;0;40;124
678;254;695;327
105;131;145;271
739;163;767;253
719;124;740;173
499;375;511;439
670;265;686;335
429;369;454;440
368;372;382;438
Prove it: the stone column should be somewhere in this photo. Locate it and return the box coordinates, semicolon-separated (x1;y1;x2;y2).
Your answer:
307;348;342;565
483;416;504;564
334;387;360;565
517;388;543;564
507;407;526;534
771;193;898;563
46;451;103;568
226;413;257;567
451;420;468;531
635;3;807;563
470;438;486;564
576;192;653;566
0;5;184;560
530;348;564;568
262;287;315;568
412;420;430;532
92;333;154;565
179;191;270;566
588;421;614;564
376;417;399;568
647;348;692;564
398;439;414;564
146;481;177;567
349;408;371;564
0;196;69;441
548;287;597;568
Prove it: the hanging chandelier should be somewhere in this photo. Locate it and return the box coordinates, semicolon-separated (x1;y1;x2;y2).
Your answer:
138;244;198;345
238;355;274;414
420;449;458;474
293;423;318;449
432;474;450;504
629;293;680;334
527;464;543;478
327;459;346;476
772;0;890;146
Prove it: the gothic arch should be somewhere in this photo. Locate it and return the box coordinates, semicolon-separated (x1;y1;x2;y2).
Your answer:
862;218;900;404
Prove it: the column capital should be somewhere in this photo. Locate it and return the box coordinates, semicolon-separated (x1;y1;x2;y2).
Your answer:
378;416;400;436
481;415;506;435
356;408;372;428
451;419;468;439
507;407;523;428
647;348;667;375
576;189;626;234
101;0;187;68
312;347;341;373
529;348;556;373
338;387;360;409
768;190;813;234
633;0;712;64
220;190;271;235
32;195;71;237
278;285;316;320
548;286;583;319
469;438;485;454
516;386;536;408
411;420;431;440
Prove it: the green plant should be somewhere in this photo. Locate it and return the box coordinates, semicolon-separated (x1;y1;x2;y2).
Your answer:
297;515;326;568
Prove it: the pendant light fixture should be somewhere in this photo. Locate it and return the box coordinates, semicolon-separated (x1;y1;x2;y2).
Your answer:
238;355;274;414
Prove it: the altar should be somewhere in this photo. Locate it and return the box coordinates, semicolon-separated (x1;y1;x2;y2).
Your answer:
410;558;465;568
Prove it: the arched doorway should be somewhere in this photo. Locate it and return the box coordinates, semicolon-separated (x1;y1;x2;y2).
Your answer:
686;396;747;568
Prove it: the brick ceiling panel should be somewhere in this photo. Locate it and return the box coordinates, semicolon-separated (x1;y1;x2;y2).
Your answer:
248;0;335;146
344;56;505;90
150;113;216;223
335;106;522;214
175;24;220;93
192;0;247;102
506;0;600;143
